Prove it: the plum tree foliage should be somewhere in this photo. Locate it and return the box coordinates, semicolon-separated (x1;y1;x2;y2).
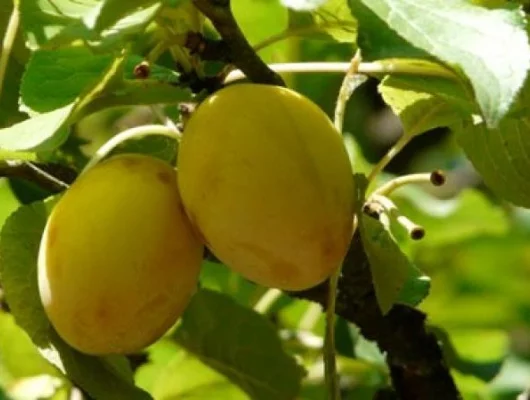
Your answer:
0;0;529;399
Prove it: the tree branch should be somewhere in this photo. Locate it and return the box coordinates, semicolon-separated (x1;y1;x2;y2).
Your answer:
292;232;461;400
0;161;76;193
191;0;285;86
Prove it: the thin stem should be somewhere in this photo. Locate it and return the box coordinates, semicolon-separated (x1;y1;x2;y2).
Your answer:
224;60;459;83
0;2;20;98
82;125;180;174
371;173;433;197
253;288;283;314
323;53;367;400
24;162;70;190
370;194;425;240
324;264;341;400
150;105;181;134
366;133;413;185
334;51;363;133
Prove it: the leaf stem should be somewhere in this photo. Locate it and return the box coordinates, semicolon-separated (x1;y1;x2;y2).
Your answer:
371;172;434;197
0;2;20;98
366;133;413;186
82;125;180;174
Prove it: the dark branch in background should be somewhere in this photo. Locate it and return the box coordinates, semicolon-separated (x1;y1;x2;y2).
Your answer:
191;0;285;86
186;32;231;62
292;233;460;400
0;161;76;193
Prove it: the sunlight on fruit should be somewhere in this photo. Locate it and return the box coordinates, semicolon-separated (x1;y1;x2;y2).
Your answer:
178;83;355;291
38;154;203;355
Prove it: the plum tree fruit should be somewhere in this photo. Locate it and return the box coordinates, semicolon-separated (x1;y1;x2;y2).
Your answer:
38;154;203;355
177;83;355;291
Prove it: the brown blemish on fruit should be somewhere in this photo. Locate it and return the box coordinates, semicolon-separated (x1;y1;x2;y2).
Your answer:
157;171;172;185
121;157;140;168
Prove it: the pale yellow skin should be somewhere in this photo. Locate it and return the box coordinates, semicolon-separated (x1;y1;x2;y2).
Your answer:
38;154;203;355
178;84;355;291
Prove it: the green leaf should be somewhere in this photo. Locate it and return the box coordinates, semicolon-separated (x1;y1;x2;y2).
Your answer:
0;201;151;400
173;289;305;400
19;0;97;50
379;75;467;136
360;215;411;314
287;0;358;43
0;202;54;346
456;117;530;207
44;330;152;400
1;49;129;153
349;0;428;60
83;0;161;33
0;312;58;383
0;180;20;231
431;327;506;382
20;48;115;113
354;174;414;314
233;0;289;63
349;0;530;127
20;0;159;50
136;341;248;399
0;105;74;153
396;263;430;308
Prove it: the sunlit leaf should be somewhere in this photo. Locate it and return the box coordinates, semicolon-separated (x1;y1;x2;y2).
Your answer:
173;289;305;400
349;0;530;127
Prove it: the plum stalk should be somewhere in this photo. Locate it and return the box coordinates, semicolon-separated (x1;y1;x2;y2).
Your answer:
82;125;181;174
0;1;19;98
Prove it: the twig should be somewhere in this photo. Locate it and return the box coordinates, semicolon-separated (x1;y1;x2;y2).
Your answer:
291;232;461;400
0;161;74;193
224;60;459;83
192;0;284;86
0;1;20;98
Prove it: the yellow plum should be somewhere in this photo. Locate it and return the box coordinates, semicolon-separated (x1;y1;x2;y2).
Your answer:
178;84;355;291
38;154;203;355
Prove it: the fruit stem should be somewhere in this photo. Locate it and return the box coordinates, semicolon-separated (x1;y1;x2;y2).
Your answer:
224;60;459;83
82;125;181;174
334;51;365;134
366;133;413;187
0;1;19;98
253;288;282;314
150;105;181;133
370;194;425;240
371;171;445;197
